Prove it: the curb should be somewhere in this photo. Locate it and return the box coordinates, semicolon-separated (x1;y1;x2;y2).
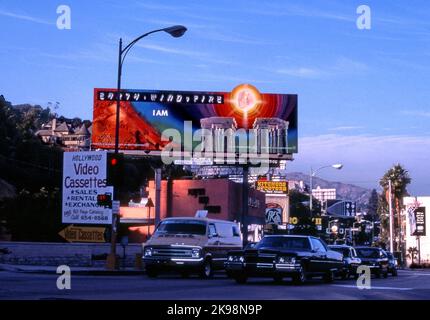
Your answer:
0;264;146;276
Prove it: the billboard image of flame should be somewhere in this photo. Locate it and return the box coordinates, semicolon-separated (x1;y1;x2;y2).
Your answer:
92;84;298;155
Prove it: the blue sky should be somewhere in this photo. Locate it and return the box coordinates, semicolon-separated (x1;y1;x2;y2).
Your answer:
1;0;430;194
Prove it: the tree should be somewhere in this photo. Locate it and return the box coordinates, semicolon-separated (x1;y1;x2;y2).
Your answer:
378;164;411;253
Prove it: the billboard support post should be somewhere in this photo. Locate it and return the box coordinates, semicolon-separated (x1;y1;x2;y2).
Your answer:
155;167;162;227
241;165;249;247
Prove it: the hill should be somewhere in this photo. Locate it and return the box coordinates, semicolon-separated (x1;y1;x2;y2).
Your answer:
284;172;372;210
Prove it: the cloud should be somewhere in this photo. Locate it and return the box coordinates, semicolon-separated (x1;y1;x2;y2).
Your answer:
240;3;355;22
329;126;364;131
401;110;430;118
135;43;206;58
276;67;321;78
287;134;430;195
271;57;368;79
134;43;237;66
0;9;53;25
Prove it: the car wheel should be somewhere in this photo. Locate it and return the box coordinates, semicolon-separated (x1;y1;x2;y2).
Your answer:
180;271;189;278
324;270;335;283
234;274;248;284
292;266;306;285
392;269;398;277
341;270;349;280
200;259;213;279
146;267;158;278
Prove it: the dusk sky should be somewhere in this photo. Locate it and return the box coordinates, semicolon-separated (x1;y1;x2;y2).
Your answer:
1;0;430;194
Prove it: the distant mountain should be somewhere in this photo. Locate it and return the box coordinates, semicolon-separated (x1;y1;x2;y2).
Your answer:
284;172;372;210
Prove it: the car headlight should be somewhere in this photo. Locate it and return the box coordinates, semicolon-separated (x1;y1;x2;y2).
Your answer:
228;255;234;262
144;248;152;257
238;256;244;263
191;248;201;258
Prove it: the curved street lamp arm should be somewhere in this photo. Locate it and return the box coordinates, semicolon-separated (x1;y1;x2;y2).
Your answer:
311;165;333;177
120;28;166;68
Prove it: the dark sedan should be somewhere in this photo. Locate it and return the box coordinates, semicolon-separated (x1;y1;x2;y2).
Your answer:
354;246;389;278
225;235;343;285
384;251;398;276
328;245;361;280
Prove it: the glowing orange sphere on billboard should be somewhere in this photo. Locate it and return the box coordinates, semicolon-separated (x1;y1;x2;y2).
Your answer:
230;84;262;113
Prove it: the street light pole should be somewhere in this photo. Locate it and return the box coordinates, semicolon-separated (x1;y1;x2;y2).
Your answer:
309;164;343;216
106;25;187;270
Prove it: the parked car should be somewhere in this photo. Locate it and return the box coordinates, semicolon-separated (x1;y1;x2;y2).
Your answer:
143;217;242;278
225;235;343;285
384;251;398;276
354;246;389;278
328;245;361;279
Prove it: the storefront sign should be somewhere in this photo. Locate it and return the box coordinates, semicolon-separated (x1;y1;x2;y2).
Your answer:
256;180;288;194
62;151;112;224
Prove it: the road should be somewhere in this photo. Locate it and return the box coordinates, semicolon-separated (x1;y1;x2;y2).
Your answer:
1;269;430;300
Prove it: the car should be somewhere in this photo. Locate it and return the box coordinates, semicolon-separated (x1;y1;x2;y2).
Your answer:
354;246;389;278
142;217;242;279
384;251;398;276
328;245;361;280
225;235;344;285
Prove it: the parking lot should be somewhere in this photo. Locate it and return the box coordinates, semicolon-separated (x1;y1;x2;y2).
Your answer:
1;269;430;300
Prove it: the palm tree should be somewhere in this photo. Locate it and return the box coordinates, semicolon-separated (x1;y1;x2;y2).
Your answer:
379;164;411;256
407;247;418;265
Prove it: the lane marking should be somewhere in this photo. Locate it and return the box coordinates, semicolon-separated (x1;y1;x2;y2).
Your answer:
332;284;413;291
400;272;430;276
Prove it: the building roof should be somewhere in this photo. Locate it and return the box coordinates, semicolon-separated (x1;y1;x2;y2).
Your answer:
54;122;70;133
74;124;90;135
35;129;53;136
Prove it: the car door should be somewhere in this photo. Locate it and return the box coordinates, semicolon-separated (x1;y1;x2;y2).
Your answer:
206;223;223;268
310;238;328;273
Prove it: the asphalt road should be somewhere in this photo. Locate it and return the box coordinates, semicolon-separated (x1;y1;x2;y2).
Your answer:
1;269;430;300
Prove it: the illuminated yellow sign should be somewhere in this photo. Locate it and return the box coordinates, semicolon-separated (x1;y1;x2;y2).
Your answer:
256;180;288;194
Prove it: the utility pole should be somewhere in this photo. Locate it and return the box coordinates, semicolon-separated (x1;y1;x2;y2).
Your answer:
388;180;394;253
154;167;162;227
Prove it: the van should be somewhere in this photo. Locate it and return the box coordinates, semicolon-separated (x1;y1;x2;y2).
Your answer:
142;217;242;278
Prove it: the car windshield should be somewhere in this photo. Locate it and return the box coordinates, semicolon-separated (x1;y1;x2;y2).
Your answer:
330;247;350;258
256;236;311;250
156;220;207;235
356;248;380;259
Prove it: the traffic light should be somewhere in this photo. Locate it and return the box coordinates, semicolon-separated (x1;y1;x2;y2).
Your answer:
107;152;125;187
97;193;112;208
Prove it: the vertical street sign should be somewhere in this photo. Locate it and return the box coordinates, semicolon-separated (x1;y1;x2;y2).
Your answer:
62;151;113;224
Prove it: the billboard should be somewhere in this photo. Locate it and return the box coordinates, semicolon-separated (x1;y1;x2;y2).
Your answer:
92;84;297;162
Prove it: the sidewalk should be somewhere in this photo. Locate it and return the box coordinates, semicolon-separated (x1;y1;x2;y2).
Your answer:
0;263;146;275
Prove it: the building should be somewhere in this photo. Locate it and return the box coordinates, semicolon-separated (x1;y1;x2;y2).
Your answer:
35;118;92;151
403;196;430;266
119;178;266;243
312;186;337;204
